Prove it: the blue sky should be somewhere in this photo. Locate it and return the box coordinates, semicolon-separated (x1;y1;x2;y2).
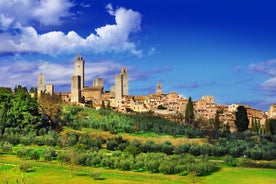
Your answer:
0;0;276;111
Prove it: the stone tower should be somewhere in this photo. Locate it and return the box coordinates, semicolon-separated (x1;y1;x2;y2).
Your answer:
74;55;85;90
71;75;81;103
46;84;54;95
114;67;129;106
121;67;128;96
93;78;104;87
37;74;45;96
156;82;162;94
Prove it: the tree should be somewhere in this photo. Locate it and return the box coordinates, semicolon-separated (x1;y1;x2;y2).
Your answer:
185;97;194;125
214;110;220;130
268;119;276;135
38;92;62;131
234;106;249;132
264;119;271;135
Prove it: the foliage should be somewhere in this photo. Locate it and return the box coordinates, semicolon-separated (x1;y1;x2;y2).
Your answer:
235;106;249;132
185;97;194;125
89;171;102;180
157;105;167;110
1;141;12;153
0;85;40;135
19;162;32;172
224;155;237;167
268;119;276;135
38;92;62;132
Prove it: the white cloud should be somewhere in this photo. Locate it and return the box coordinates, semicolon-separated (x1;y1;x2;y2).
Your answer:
33;0;73;25
261;77;276;95
249;59;276;76
249;59;276;96
0;0;73;28
0;2;142;56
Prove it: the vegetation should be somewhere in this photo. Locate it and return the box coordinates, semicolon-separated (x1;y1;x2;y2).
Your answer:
185;97;195;125
0;87;276;183
235;106;249;132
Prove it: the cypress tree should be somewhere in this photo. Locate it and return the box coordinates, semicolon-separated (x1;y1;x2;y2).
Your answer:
185;97;194;125
234;106;249;132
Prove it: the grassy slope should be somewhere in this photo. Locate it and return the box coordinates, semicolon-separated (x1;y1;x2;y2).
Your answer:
62;127;208;146
1;155;276;184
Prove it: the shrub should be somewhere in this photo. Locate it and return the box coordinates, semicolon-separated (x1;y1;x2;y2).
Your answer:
1;142;12;153
89;171;102;180
224;155;237;167
30;151;40;160
174;144;191;154
43;148;56;161
158;161;175;174
19;162;32;172
174;164;187;174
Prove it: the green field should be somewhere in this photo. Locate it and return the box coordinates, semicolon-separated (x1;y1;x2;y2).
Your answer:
1;155;275;184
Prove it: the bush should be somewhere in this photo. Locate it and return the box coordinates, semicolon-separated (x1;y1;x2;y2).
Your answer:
43;148;56;161
239;159;276;169
19;162;32;172
89;171;102;180
174;165;187;175
30;151;40;160
189;144;201;156
158;161;175;174
1;142;12;153
17;149;32;159
174;144;191;154
145;160;160;173
224;155;237;167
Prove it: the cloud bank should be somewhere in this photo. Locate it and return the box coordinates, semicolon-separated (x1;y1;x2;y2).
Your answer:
0;1;142;56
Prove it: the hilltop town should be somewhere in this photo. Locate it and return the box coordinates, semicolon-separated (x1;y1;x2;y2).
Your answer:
36;55;276;132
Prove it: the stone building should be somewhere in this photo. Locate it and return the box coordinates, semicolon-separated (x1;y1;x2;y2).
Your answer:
194;96;218;120
46;84;54;95
268;104;276;119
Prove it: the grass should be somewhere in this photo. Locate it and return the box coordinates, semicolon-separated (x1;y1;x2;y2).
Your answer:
198;166;276;184
63;127;208;146
1;154;276;184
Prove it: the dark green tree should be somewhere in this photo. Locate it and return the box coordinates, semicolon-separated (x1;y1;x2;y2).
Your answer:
234;106;249;132
264;119;271;135
268;119;276;135
185;97;194;125
214;110;220;130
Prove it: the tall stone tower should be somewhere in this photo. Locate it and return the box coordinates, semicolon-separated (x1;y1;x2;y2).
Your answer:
37;74;45;96
74;55;85;90
71;75;81;103
156;82;162;95
121;67;128;96
114;67;129;106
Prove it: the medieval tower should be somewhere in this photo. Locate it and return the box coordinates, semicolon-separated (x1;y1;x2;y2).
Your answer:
71;75;81;103
71;55;84;103
114;67;128;106
156;82;162;94
37;74;45;96
74;55;85;90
